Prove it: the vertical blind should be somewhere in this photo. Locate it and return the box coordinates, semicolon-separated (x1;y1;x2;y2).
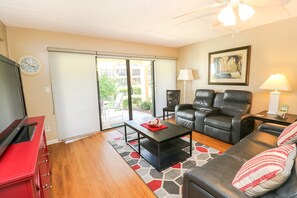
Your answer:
154;59;177;117
49;52;100;140
48;47;177;138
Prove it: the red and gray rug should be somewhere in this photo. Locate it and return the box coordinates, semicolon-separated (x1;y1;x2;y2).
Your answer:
108;131;222;198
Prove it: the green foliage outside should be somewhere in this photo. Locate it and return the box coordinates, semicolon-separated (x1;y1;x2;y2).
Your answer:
117;86;141;95
118;87;127;94
99;75;152;112
122;98;128;109
99;75;117;100
122;96;142;110
133;86;141;95
132;97;142;106
140;101;152;111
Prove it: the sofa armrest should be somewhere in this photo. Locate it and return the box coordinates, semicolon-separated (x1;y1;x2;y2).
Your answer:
175;104;193;112
199;106;220;113
231;114;255;144
183;156;250;198
257;123;286;136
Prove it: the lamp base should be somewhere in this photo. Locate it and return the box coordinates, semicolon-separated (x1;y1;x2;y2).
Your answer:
183;80;187;103
267;91;280;115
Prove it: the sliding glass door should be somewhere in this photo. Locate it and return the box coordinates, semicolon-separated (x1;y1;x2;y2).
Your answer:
130;60;154;121
97;58;154;130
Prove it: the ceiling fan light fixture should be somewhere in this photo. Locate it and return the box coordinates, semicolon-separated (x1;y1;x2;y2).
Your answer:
223;18;236;26
238;3;255;21
218;5;236;26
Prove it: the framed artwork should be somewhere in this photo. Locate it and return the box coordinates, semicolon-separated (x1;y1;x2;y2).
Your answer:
280;104;289;113
208;46;251;85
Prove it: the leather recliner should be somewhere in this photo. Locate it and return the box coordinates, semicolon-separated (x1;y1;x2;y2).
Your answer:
203;90;255;144
194;92;223;133
175;89;215;132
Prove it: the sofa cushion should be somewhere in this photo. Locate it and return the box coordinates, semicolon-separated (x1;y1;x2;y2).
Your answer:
220;90;252;117
204;125;231;143
232;144;297;197
204;115;233;131
224;132;278;162
260;157;297;198
192;89;215;109
277;121;297;146
183;155;250;198
213;92;223;108
176;109;195;121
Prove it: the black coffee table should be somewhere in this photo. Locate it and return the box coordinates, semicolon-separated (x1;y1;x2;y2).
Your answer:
124;118;192;171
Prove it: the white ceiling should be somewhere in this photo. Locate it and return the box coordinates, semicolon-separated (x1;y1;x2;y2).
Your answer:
0;0;296;47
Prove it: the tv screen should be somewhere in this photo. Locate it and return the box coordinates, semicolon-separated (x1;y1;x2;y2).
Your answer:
0;54;27;157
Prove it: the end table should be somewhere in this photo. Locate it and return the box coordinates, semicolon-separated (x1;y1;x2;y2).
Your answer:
253;110;297;126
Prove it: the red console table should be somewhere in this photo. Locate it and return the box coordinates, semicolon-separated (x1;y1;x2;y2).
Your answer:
0;116;51;198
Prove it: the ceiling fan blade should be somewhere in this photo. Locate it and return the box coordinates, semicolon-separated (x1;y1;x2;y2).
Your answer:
174;11;220;26
173;2;226;19
243;0;291;7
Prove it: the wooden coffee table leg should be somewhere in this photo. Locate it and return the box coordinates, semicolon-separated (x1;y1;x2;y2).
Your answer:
158;143;161;171
124;124;127;143
190;132;192;156
138;132;141;154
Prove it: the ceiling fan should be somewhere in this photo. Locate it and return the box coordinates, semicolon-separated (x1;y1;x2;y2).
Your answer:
174;0;292;26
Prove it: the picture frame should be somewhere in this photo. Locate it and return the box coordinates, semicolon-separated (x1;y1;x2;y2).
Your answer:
208;46;251;85
280;104;289;113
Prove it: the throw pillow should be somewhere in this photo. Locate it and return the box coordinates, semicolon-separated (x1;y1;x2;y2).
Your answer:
232;144;296;197
277;121;297;146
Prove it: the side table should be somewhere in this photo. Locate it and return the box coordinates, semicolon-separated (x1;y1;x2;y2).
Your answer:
253;110;297;126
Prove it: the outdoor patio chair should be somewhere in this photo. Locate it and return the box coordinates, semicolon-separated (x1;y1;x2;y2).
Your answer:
105;93;124;121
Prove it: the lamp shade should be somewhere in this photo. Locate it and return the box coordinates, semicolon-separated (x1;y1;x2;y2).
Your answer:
177;69;194;81
260;74;291;91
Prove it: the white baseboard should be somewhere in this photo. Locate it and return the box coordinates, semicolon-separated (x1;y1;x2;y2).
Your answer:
47;139;60;145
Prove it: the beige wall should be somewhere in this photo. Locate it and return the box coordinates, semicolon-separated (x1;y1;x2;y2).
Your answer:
178;17;297;114
5;17;297;141
0;21;8;56
6;27;178;141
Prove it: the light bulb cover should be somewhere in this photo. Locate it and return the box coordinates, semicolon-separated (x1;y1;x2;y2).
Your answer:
223;18;236;26
218;5;236;26
239;3;255;21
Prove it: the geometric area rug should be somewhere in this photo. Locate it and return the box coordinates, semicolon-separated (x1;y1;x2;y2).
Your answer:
108;131;222;198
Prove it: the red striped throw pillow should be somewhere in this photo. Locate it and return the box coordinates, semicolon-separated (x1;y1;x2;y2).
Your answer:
277;121;297;146
232;144;296;197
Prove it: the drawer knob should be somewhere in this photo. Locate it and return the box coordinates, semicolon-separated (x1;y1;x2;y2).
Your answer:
42;153;49;157
43;184;52;189
42;173;51;177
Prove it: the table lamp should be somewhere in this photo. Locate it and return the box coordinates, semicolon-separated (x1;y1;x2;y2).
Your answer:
259;73;291;114
177;69;194;103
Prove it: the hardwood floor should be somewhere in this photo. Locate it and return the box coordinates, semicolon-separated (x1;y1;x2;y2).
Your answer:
48;118;232;198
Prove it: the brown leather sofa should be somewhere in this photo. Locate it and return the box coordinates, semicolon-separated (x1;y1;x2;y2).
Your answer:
175;89;255;144
182;123;297;198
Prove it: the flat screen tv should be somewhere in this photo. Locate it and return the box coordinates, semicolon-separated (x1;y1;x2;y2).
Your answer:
0;54;27;157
